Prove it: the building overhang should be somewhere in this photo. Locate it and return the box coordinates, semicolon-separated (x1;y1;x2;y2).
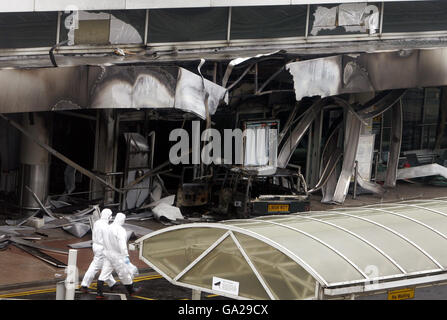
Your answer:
0;65;228;118
287;46;447;101
0;0;405;13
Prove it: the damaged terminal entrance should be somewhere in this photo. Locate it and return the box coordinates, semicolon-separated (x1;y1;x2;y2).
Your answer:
2;50;447;222
2;49;447;226
3;0;447;301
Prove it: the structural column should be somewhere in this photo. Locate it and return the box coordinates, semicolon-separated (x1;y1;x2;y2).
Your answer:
91;109;119;205
19;112;52;211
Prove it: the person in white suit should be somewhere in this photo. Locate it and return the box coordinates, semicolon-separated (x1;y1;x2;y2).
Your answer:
79;208;117;294
97;212;141;298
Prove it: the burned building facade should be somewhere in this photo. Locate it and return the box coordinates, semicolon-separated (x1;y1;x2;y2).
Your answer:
0;0;447;219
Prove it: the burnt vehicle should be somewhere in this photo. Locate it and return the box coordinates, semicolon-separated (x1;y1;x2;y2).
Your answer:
211;165;310;218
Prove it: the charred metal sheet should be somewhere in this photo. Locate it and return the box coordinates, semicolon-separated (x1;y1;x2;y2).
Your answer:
90;66;227;120
287;48;447;101
0;65;227;120
0;237;10;250
49;199;71;209
125;212;153;221
89;66;177;112
321;168;339;204
279;103;301;145
356;90;406;121
123;223;153;238
141;195;175;209
0;66;88;113
72;207;96;217
12;243;67;268
123;133;151;210
277;99;326;168
62;223;91;238
355;171;385;195
221;51;282;88
175;67;228;118
10;236;68;255
287;56;342;100
397;163;447;180
5;210;39;227
40;216;89;229
384;100;403;188
0;225;34;236
332;112;362;204
68;240;92;249
308;148;342;194
320;118;342;203
25;185;56;219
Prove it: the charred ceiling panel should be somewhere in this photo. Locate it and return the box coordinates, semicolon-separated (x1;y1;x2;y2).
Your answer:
0;65;227;119
0;66;88;113
174;68;228;117
287;48;447;101
89;66;178;111
90;66;228;119
287;55;343;101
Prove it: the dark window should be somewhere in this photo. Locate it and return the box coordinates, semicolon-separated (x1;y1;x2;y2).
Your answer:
148;8;228;43
231;6;306;39
0;12;58;48
383;1;447;33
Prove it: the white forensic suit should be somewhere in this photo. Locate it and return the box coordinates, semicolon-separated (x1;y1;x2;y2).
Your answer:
98;212;138;286
80;209;117;288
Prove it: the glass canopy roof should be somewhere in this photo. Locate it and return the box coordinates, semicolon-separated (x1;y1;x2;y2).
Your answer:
136;197;447;300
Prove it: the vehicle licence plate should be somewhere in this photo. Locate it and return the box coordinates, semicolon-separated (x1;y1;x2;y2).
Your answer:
268;204;290;212
387;288;414;300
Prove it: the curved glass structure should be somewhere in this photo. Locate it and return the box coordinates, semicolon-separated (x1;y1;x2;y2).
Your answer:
136;197;447;300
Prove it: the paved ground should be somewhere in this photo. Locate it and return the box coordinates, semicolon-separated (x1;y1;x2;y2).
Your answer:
0;181;446;300
0;272;228;300
0;219;164;289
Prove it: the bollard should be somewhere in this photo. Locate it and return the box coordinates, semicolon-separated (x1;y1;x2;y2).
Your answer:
56;281;66;300
65;249;78;300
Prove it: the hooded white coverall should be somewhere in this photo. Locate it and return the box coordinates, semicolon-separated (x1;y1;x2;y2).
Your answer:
80;209;116;288
98;212;137;285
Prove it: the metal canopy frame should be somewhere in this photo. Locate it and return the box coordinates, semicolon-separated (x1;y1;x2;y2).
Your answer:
136;198;447;299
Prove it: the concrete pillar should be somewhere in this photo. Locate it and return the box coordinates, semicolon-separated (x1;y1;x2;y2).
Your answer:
19;112;52;210
91;109;119;204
